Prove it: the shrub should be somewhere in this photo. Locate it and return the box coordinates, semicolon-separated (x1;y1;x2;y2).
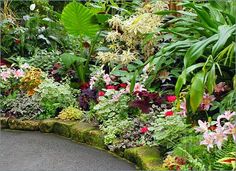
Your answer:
0;93;44;119
57;106;83;120
35;78;77;117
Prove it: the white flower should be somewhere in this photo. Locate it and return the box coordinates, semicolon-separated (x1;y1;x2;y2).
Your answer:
30;4;36;11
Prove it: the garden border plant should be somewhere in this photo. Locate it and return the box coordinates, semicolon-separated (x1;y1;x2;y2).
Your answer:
0;116;166;171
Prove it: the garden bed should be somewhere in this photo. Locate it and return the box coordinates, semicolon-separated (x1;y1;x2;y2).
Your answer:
0;117;165;171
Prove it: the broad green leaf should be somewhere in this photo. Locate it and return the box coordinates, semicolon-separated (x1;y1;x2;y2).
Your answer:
184;34;218;68
190;72;205;112
61;2;100;37
212;24;236;56
111;70;128;77
60;53;86;68
175;70;186;96
206;64;216;94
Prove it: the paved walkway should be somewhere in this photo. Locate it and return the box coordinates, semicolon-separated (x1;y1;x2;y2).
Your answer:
0;130;136;171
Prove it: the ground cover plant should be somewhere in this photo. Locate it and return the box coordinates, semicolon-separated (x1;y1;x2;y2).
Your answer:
0;0;235;170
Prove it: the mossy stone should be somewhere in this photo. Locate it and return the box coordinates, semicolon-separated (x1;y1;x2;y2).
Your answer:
0;117;9;129
84;130;105;149
53;120;76;138
39;119;57;133
124;146;166;170
70;122;96;142
8;119;39;131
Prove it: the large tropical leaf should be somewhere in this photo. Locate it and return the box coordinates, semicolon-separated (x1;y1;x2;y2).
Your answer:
61;2;100;37
184;34;218;68
212;24;236;56
190;72;205;113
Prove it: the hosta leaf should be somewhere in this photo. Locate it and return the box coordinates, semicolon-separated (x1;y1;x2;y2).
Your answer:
190;72;205;112
212;24;236;56
61;2;100;37
184;34;218;68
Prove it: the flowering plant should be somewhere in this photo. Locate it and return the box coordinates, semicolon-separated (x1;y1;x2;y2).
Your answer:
195;111;236;151
0;64;29;96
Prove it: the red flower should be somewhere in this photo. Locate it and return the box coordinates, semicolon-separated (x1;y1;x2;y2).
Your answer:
165;110;174;117
140;126;149;134
98;91;105;96
119;83;127;88
106;85;118;90
80;82;90;90
166;95;176;102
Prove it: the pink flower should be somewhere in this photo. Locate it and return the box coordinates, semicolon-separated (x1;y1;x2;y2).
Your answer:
214;82;227;93
140;126;148;134
89;76;97;89
213;126;228;149
125;82;146;93
165;110;174;117
200;93;215;111
200;132;215;151
179;99;187;117
103;74;111;85
0;70;11;81
13;69;24;78
224;123;236;143
166;95;176;102
217;111;236;123
195;120;208;133
134;83;146;92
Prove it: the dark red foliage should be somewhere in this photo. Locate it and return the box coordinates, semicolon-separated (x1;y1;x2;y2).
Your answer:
80;82;90;90
78;88;98;111
129;91;163;113
119;83;127;88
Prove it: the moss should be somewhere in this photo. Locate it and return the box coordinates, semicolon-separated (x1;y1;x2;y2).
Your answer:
70;122;96;142
0;117;9;129
8;119;39;131
124;146;166;170
53;120;76;138
39;119;57;133
84;130;106;149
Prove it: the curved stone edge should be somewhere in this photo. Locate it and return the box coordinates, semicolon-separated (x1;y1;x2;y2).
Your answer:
0;117;165;170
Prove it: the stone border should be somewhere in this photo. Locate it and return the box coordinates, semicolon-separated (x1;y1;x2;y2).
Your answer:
0;117;166;171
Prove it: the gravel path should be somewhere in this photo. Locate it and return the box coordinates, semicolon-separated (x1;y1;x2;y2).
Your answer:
0;130;136;171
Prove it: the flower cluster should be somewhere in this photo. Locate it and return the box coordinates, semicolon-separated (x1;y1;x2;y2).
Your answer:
0;65;25;81
200;93;215;111
195;111;236;151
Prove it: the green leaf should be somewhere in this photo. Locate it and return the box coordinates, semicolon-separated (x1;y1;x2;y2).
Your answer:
190;72;205;113
60;53;86;68
175;70;186;96
130;71;137;93
184;34;218;68
206;64;216;94
212;24;236;56
61;2;100;37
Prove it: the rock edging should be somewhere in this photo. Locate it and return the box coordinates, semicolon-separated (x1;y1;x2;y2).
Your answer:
0;117;165;171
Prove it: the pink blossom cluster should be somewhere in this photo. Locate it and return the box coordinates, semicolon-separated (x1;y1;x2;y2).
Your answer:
195;111;236;151
0;65;26;81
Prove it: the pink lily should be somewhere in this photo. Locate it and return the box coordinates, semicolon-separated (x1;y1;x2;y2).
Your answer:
200;132;215;151
217;111;236;123
214;126;228;149
103;74;111;85
195;120;209;133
